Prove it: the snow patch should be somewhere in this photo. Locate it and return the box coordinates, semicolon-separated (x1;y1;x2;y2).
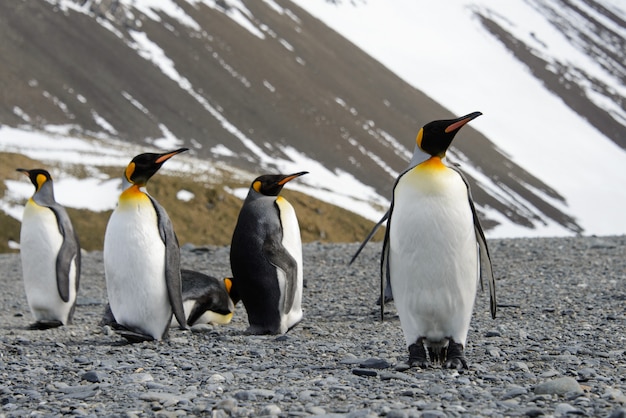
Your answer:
177;189;195;202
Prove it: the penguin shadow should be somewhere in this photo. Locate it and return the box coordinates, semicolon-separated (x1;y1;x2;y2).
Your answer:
26;320;65;330
5;314;120;349
2;315;59;332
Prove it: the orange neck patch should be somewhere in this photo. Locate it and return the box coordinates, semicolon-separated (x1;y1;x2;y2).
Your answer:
119;184;148;204
417;156;447;171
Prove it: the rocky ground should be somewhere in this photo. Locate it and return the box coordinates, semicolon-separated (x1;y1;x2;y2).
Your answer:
0;236;625;417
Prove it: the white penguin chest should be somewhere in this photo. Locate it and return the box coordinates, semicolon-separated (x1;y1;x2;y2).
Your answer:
20;200;67;309
20;200;63;263
389;163;478;344
104;192;169;332
275;196;304;332
275;196;302;263
391;163;474;248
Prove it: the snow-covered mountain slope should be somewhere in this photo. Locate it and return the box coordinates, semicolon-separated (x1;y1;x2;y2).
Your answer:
292;0;626;236
1;0;622;242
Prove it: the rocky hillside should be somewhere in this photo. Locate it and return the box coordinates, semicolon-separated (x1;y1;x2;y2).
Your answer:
0;0;588;251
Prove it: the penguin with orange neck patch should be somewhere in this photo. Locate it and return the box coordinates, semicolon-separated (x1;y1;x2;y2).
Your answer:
103;148;188;342
381;112;496;369
230;172;307;335
17;168;81;329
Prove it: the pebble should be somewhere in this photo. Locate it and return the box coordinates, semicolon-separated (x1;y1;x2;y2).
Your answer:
502;386;528;400
0;237;624;416
608;408;626;418
358;358;390;369
534;377;583;396
352;368;377;377
81;371;103;383
554;403;582;416
259;404;281;415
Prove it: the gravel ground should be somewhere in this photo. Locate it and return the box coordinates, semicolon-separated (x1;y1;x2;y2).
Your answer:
0;236;625;417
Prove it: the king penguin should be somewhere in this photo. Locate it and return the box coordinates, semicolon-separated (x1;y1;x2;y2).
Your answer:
103;148;188;342
381;112;496;369
230;172;307;335
171;271;235;327
17;168;81;329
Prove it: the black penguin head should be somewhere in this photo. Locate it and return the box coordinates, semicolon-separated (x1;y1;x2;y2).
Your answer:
16;168;56;204
124;148;188;186
251;171;308;196
16;168;53;192
417;111;482;158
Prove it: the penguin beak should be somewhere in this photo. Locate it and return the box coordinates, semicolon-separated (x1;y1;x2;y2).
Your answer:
155;148;189;164
444;111;482;134
278;171;308;186
16;168;46;189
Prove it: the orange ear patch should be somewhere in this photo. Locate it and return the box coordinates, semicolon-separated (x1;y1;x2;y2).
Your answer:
224;278;233;293
252;180;262;193
416;127;424;149
125;162;135;183
35;173;48;190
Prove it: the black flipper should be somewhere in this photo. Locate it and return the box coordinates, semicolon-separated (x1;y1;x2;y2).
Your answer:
148;195;187;330
187;304;205;327
349;210;389;265
380;221;391;322
48;204;81;304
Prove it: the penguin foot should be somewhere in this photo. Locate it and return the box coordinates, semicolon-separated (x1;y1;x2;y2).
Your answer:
375;294;394;306
245;325;275;335
408;340;429;368
29;320;64;330
110;322;157;343
375;282;394;306
444;340;468;370
116;329;156;343
286;320;301;334
99;303;117;327
428;346;444;364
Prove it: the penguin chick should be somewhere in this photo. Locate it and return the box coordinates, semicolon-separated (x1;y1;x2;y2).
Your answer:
16;168;81;329
230;172;308;335
103;148;188;342
381;112;496;370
